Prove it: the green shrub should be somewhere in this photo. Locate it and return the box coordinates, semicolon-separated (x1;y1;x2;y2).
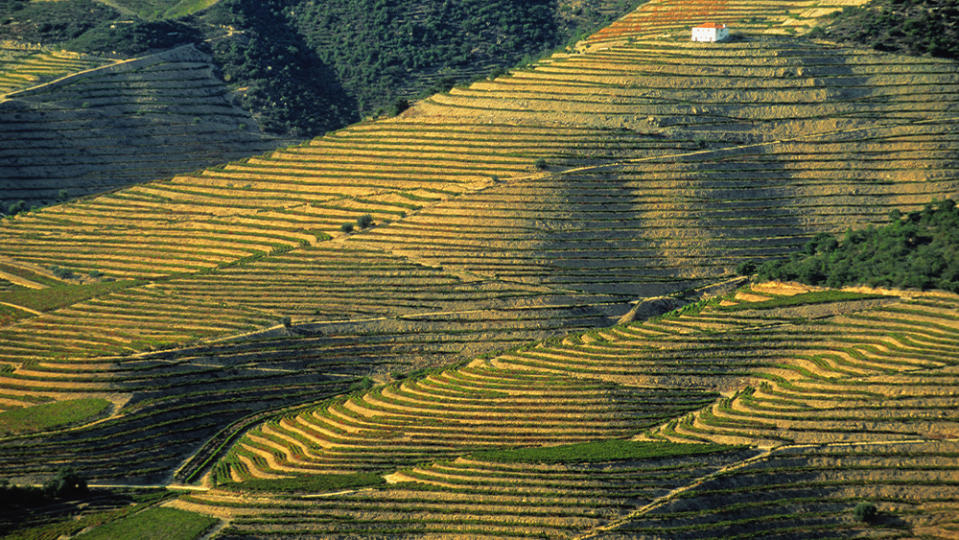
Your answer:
340;223;354;233
356;214;374;229
6;200;25;216
49;265;75;279
813;0;959;60
390;98;410;116
43;467;87;499
735;260;757;276
534;158;548;170
854;501;878;523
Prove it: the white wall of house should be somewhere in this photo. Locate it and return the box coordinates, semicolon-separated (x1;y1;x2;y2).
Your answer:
691;26;729;42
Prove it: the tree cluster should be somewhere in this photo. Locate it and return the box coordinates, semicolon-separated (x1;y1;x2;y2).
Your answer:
0;0;118;45
0;467;87;509
753;199;959;292
204;0;357;136
811;0;959;60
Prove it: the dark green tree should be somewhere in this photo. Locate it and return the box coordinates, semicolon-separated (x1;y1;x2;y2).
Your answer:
43;467;88;499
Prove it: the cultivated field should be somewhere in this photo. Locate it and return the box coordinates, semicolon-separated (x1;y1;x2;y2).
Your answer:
1;0;958;537
0;44;285;208
170;287;959;538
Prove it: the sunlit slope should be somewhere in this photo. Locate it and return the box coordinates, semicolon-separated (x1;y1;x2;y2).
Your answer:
586;0;869;46
176;447;757;538
217;288;959;481
418;36;959;140
0;44;282;208
0;117;954;363
350;120;959;296
0;122;674;279
3;15;958;279
0;0;958;504
179;286;959;538
0;242;623;363
0;45;106;96
0;295;627;485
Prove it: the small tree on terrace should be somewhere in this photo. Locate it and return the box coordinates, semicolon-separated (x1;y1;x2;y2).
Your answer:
356;214;374;229
43;467;88;499
854;501;878;523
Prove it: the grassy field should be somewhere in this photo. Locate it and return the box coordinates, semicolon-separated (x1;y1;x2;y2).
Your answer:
0;398;109;436
73;507;217;540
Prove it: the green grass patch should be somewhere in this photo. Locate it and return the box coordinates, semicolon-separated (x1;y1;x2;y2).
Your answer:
74;507;216;540
0;303;27;326
3;491;168;540
0;279;141;313
0;398;111;436
220;472;385;493
164;0;221;19
470;440;740;464
718;290;888;312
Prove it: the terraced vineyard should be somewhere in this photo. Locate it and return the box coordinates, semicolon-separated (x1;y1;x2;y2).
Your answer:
0;44;284;208
1;0;958;537
0;44;107;96
164;286;959;538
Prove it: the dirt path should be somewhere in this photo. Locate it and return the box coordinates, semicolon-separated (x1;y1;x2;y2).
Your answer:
0;302;42;316
88;483;210;491
575;447;773;539
90;0;138;17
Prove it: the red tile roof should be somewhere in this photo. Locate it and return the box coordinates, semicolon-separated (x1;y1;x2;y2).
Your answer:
695;23;727;29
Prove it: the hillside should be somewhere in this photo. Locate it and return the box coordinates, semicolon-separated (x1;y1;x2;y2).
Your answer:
0;0;650;138
0;0;650;207
168;285;959;538
0;44;286;210
1;0;958;538
757;198;959;291
811;0;959;60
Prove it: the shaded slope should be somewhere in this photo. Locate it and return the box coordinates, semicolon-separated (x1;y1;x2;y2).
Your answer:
811;0;959;60
596;441;959;539
0;45;285;209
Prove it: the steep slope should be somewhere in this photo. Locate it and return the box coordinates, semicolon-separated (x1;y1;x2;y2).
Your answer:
0;44;286;209
170;286;959;538
0;44;106;96
1;2;958;536
811;0;959;60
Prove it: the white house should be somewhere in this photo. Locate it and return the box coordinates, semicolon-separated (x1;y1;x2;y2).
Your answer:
691;23;729;42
